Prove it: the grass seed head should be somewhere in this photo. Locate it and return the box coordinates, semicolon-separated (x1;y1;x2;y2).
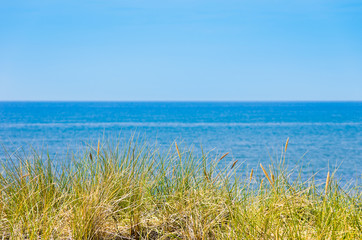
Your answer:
285;137;289;153
97;140;100;157
250;168;254;181
231;160;238;169
175;142;181;160
325;171;330;195
260;163;274;188
219;152;229;161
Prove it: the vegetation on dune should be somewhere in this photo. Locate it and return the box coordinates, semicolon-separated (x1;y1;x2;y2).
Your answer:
0;138;361;239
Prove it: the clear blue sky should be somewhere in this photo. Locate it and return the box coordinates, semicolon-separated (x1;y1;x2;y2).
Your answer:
1;0;361;101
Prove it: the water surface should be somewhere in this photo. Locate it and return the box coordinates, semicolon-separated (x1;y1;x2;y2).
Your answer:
1;102;361;182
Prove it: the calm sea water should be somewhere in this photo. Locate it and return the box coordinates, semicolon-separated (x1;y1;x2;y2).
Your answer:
0;102;361;182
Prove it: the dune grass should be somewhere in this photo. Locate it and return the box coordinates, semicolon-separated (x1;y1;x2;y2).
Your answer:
0;139;361;239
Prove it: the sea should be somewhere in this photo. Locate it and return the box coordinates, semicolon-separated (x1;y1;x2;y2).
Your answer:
0;101;361;183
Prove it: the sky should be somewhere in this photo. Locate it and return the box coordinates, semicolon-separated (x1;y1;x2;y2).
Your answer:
0;0;361;101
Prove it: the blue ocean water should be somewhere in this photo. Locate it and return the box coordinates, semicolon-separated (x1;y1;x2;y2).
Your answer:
0;102;361;182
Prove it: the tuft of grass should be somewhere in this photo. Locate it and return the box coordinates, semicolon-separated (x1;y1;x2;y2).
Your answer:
0;139;360;239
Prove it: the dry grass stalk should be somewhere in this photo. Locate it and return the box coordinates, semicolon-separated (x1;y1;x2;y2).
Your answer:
249;168;253;181
204;168;209;181
219;152;229;161
260;178;264;190
325;171;330;195
260;163;274;188
97;140;100;157
175;142;181;160
231;160;238;169
285;137;289;153
21;173;30;180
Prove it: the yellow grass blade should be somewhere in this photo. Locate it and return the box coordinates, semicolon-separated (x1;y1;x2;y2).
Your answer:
249;168;253;181
285;137;289;153
260;178;264;190
260;163;274;189
204;168;209;181
97;140;100;157
175;142;181;160
269;167;275;184
325;171;330;195
21;173;30;180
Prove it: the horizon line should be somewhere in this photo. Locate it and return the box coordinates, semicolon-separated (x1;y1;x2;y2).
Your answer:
1;100;361;103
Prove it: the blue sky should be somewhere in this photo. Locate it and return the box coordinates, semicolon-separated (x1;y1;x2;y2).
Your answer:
1;0;361;101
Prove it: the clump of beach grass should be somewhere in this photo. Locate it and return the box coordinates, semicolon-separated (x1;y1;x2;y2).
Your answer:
0;138;360;239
